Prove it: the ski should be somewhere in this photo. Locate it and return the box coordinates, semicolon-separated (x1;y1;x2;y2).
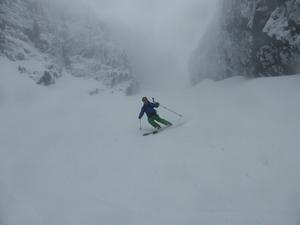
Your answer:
142;126;169;136
141;121;186;136
142;130;159;136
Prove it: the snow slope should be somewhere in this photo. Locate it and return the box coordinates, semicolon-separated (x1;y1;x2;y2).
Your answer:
1;59;300;225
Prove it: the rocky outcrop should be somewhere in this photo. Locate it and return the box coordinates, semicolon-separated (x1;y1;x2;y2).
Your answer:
190;0;300;83
0;0;136;92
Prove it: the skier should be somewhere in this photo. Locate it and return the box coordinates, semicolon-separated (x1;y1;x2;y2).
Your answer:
138;97;172;129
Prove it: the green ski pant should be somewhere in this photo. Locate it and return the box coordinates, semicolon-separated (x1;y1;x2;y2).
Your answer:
148;114;172;128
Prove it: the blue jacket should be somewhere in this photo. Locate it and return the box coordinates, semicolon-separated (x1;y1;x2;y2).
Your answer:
139;102;159;119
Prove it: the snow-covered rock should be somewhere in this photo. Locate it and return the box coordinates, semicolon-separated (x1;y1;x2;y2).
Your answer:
189;0;300;83
0;0;136;94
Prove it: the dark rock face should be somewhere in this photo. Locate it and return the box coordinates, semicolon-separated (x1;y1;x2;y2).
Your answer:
37;71;55;86
0;0;136;93
190;0;300;83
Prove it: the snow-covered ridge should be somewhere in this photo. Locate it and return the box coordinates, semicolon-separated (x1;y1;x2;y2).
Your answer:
0;0;137;94
190;0;300;83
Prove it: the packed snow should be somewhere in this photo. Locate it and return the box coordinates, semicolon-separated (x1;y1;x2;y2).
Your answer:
1;58;300;225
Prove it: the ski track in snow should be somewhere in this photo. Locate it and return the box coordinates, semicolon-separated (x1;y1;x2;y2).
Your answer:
1;60;300;225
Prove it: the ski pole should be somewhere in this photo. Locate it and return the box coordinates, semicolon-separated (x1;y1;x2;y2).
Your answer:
160;104;183;117
139;119;142;130
152;97;183;117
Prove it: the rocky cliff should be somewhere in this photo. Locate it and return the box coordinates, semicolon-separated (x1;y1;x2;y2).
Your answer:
0;0;137;94
190;0;300;83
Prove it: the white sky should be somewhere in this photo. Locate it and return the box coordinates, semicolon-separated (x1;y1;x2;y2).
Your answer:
85;0;220;88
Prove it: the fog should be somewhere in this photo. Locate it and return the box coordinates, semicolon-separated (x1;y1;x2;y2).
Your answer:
47;0;220;89
91;0;219;89
2;1;300;225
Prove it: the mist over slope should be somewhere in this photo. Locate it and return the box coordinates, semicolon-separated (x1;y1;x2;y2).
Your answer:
1;0;223;90
1;1;300;224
